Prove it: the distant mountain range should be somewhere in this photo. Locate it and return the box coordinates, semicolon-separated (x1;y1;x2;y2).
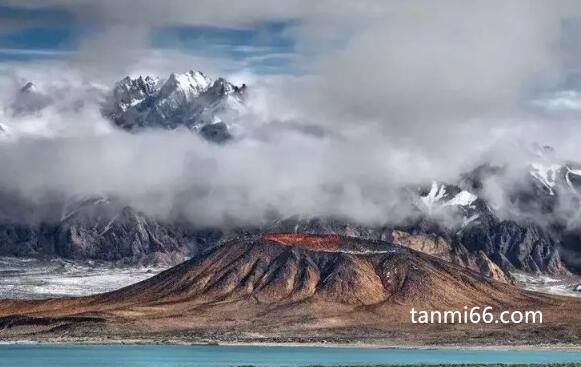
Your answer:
2;69;247;142
0;68;580;286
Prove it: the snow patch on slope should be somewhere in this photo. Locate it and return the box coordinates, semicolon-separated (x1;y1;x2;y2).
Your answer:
445;190;477;207
530;162;562;195
159;70;212;103
420;181;481;226
420;181;447;212
421;181;478;209
565;167;581;197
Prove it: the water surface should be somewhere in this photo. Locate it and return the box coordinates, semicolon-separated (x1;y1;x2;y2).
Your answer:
0;344;580;366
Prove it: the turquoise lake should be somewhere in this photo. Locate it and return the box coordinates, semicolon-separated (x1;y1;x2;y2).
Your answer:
0;344;580;366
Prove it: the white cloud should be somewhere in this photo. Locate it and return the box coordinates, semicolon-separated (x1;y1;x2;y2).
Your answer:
2;1;581;228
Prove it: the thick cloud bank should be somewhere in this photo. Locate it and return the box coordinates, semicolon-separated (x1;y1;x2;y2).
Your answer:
1;1;581;229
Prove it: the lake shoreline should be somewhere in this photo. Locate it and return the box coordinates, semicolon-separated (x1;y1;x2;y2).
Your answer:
1;339;580;352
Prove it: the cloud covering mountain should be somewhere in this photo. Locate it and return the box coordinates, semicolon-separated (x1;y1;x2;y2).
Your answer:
1;1;581;271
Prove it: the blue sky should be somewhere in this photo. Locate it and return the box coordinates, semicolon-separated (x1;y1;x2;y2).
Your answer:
0;4;298;74
152;21;298;74
0;4;76;55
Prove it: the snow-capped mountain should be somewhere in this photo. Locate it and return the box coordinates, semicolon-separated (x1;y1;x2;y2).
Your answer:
0;80;111;138
418;180;485;227
6;80;108;117
528;161;581;198
10;82;53;116
408;176;563;276
1;69;247;142
523;143;581;198
392;144;581;278
102;70;247;142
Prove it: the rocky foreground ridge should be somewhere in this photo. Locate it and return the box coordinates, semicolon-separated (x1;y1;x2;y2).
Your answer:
0;234;578;345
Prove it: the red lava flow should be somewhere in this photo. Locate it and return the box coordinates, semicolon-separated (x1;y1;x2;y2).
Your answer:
262;233;340;251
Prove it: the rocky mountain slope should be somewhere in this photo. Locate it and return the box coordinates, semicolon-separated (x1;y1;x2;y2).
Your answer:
0;234;578;344
0;188;564;282
101;70;246;141
0;195;213;266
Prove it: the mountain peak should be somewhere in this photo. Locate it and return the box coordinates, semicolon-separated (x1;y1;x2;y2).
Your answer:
19;81;37;94
105;68;247;140
162;70;212;98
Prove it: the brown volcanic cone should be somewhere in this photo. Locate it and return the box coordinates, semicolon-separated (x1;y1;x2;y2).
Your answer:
0;234;579;345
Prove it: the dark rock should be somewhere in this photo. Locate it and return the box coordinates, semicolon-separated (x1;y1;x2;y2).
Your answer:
0;196;216;266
